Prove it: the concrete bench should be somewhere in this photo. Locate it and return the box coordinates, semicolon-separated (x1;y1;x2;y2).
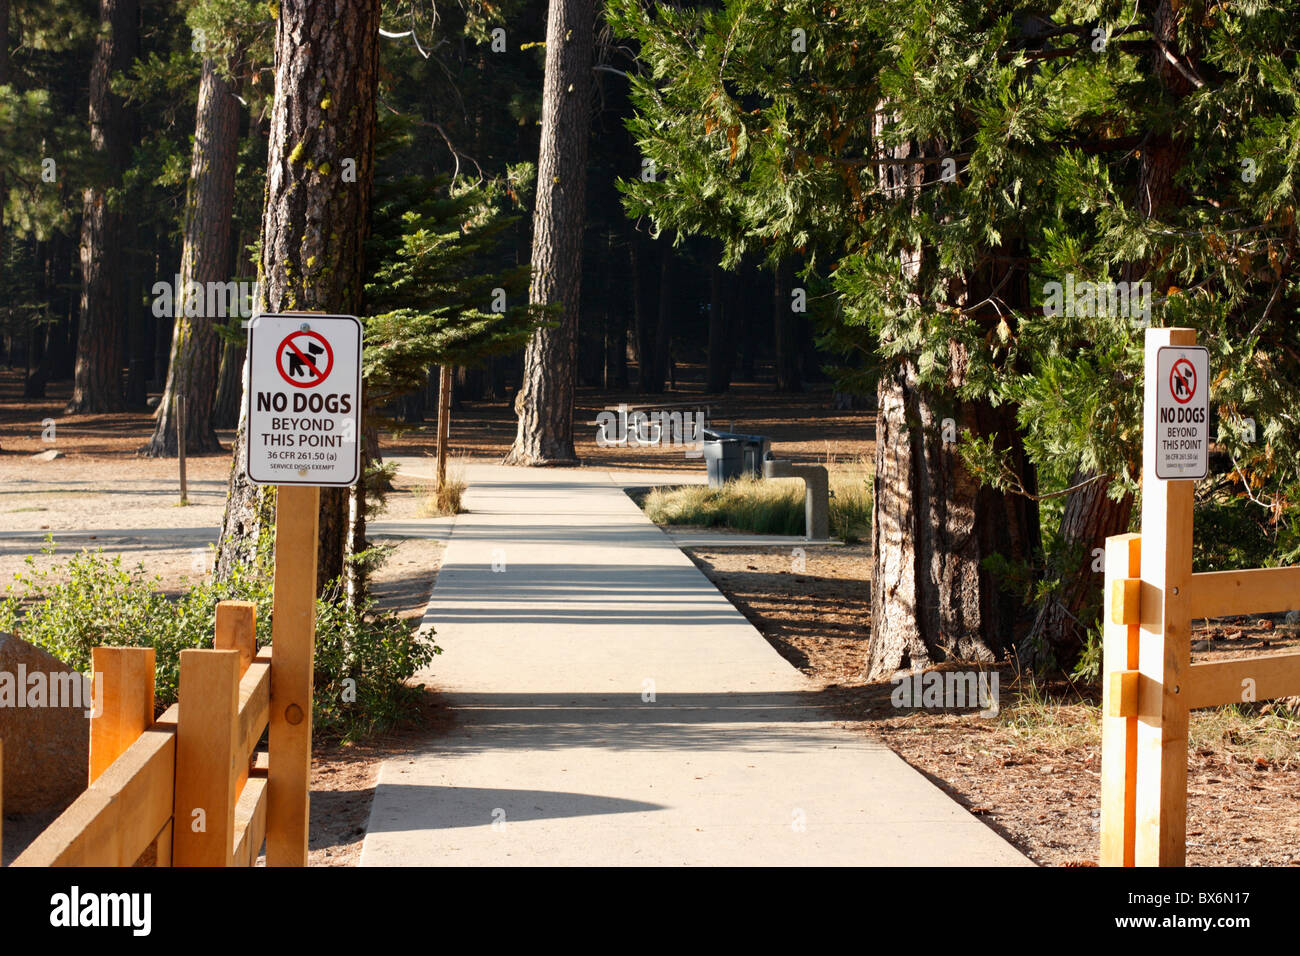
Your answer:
762;459;830;541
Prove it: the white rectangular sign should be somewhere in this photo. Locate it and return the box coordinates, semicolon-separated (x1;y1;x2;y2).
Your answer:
1154;345;1209;480
245;313;362;487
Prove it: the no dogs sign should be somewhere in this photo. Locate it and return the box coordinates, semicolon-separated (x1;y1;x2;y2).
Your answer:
246;313;362;486
1154;345;1209;480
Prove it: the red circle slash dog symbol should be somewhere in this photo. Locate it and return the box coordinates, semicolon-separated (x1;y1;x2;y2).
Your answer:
1169;357;1197;405
276;331;334;388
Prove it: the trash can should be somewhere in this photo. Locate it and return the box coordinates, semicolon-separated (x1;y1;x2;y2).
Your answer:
702;429;770;488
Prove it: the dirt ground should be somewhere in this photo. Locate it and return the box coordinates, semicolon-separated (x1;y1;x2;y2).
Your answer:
0;364;873;474
307;684;458;866
684;544;1300;867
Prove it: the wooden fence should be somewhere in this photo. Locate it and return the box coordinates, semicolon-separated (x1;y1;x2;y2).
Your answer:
1099;326;1300;866
3;600;303;867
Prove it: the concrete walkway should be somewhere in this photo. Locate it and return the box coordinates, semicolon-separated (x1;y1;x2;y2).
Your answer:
359;463;1029;866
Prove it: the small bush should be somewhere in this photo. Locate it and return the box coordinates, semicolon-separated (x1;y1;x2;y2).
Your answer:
643;475;805;535
0;538;439;740
419;456;467;517
311;585;439;738
641;456;873;541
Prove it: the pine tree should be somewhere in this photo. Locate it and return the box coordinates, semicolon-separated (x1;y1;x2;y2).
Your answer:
610;0;1043;674
505;0;597;465
0;0;95;398
66;0;138;413
610;0;1300;675
143;0;273;457
363;171;539;406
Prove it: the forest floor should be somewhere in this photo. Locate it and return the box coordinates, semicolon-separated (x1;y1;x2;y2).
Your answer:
3;367;1298;866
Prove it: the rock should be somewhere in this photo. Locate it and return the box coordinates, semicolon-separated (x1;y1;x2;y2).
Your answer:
0;633;90;814
29;449;63;461
1284;610;1300;627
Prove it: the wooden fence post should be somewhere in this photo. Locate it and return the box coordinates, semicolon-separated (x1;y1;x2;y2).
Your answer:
266;484;320;866
89;647;156;784
1100;533;1141;865
173;648;241;866
1136;326;1197;866
215;600;258;797
214;600;257;671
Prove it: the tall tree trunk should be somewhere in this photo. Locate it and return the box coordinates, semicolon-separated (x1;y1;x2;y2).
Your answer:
145;59;241;457
773;260;801;392
213;220;261;429
66;0;137;414
865;122;1039;678
1020;475;1134;669
123;226;149;408
705;247;731;394
24;241;53;399
1021;0;1195;671
49;233;75;380
211;334;243;428
1;0;9;421
867;356;1039;678
505;0;594;465
0;0;9;109
24;241;50;398
630;236;657;390
653;243;672;393
601;232;627;389
603;305;628;389
215;0;381;596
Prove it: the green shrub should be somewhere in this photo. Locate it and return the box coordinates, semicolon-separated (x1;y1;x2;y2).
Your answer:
0;545;181;695
0;538;439;740
313;589;438;737
1193;495;1280;573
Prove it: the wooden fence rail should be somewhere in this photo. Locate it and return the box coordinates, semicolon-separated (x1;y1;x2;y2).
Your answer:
4;600;299;867
1099;327;1300;866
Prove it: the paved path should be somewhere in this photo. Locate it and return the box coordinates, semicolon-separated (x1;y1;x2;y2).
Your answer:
359;463;1029;866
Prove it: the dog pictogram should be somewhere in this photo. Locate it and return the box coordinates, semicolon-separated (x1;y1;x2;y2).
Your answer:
276;330;334;388
1169;357;1197;405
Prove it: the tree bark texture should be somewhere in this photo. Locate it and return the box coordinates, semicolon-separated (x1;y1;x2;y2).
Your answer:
66;0;138;414
216;0;381;596
865;123;1039;679
505;0;594;465
867;355;1040;679
145;58;241;457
